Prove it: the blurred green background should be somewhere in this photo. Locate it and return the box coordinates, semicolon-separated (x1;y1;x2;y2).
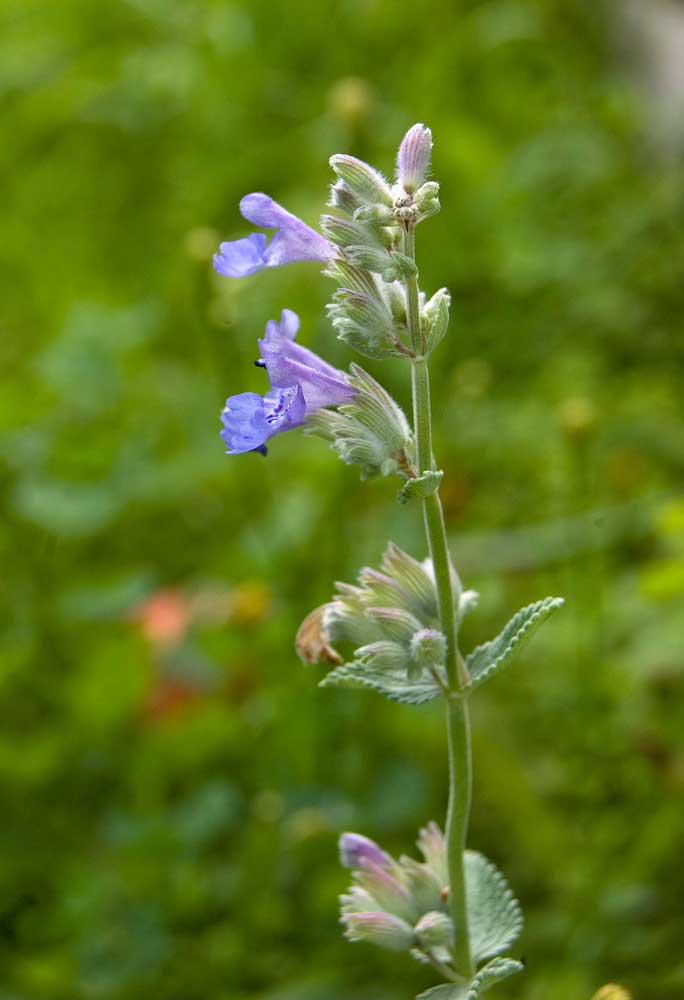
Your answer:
1;0;683;998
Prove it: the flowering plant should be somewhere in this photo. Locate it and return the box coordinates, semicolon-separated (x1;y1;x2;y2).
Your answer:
214;124;566;998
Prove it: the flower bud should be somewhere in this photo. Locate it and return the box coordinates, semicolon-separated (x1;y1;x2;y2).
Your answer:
308;364;413;479
415;181;440;205
353;203;395;224
396;123;433;193
343;244;399;281
330;154;394;207
414;911;454;952
327;287;402;360
339;832;391;869
410;628;447;674
320;214;385;250
329;179;362;217
399;856;445;913
417;822;448;884
423;287;450;355
417;197;441;222
354;861;417;921
341;910;415;951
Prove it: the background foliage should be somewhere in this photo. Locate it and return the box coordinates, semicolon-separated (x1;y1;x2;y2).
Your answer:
1;1;683;998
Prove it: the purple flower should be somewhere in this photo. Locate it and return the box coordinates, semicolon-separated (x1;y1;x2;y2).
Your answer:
258;309;355;412
339;832;392;870
220;385;306;455
213;194;335;277
220;310;354;455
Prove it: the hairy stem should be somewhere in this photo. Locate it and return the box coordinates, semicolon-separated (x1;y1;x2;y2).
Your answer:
402;223;474;978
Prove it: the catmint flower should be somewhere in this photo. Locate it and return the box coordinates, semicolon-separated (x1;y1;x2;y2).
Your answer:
220;386;306;455
341;911;415;951
220;310;354;455
213;194;334;277
258;309;355;411
396;123;433;193
339;833;391;870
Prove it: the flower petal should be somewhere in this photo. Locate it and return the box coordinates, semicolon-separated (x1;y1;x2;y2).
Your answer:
213;233;267;277
263;308;300;343
240;192;334;265
259;338;355;411
220;392;271;453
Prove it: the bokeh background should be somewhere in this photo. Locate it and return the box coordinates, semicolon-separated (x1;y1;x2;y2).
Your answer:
1;0;683;998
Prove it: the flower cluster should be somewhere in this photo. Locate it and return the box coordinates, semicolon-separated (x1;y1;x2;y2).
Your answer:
338;824;451;959
296;541;476;704
213;124;446;459
338;821;524;980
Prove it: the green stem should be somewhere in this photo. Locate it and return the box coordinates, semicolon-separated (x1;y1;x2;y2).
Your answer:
402;223;474;979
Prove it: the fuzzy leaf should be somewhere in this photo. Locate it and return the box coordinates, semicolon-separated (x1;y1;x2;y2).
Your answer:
416;984;468;1000
415;958;523;1000
320;660;442;705
463;596;564;692
465;851;523;962
397;470;444;504
465;957;524;997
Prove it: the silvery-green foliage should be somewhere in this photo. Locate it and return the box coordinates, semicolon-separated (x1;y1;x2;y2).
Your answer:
464;851;523;962
308;364;414;480
298;542;455;704
397;470;444;503
464;596;565;693
320;656;443;705
416;957;524;1000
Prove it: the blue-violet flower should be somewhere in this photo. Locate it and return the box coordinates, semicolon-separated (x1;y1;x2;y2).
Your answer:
213;194;335;277
220;310;354;455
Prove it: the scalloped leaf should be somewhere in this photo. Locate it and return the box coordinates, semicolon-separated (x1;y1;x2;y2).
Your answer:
465;850;523;962
465;957;524;998
416;958;523;1000
320;660;442;705
397;470;444;504
416;984;468;1000
463;596;564;692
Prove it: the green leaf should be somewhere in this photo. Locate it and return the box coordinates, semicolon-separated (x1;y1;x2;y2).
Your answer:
417;983;468;1000
465;957;524;997
465;851;523;962
397;470;444;504
320;659;443;705
416;957;523;1000
463;596;564;692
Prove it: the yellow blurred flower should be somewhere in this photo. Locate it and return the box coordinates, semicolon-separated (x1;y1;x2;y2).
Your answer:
591;985;632;1000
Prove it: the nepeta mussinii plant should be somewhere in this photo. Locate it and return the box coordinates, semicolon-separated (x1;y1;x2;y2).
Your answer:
214;124;565;999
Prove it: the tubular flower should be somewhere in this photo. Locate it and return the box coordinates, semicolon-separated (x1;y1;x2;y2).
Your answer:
213;194;335;277
220;310;354;455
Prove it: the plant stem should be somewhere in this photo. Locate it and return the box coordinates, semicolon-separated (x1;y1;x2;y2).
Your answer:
402;223;474;979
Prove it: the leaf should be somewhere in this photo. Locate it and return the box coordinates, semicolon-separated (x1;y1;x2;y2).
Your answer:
465;957;524;997
465;850;523;962
463;596;564;692
320;659;443;705
415;957;523;1000
397;470;444;504
417;983;468;1000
